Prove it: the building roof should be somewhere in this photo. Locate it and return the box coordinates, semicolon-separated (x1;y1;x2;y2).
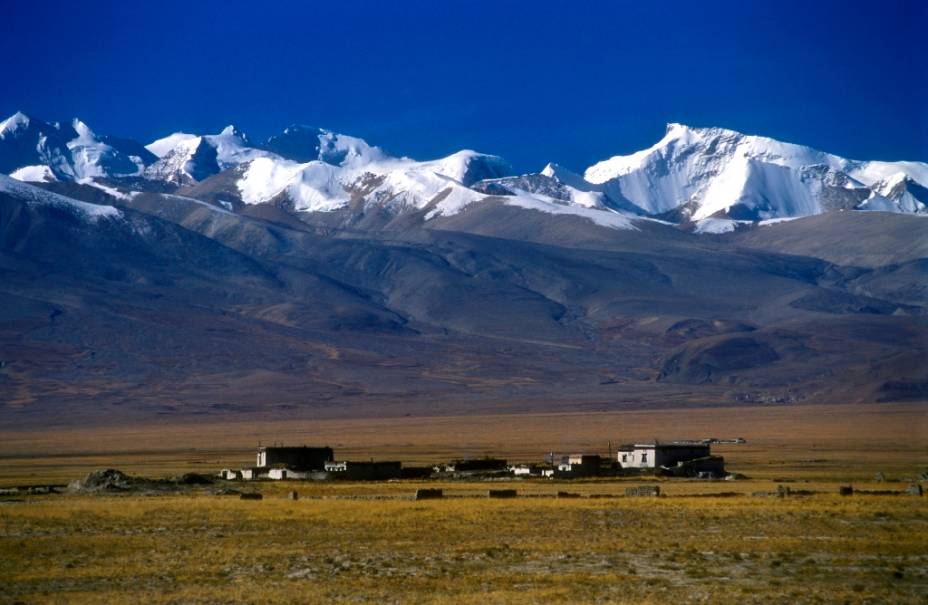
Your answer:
617;442;711;451
258;445;332;451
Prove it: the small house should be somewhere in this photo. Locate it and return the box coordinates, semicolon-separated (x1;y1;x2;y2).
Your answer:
617;442;711;469
257;446;333;471
240;467;269;480
555;454;602;478
267;468;311;480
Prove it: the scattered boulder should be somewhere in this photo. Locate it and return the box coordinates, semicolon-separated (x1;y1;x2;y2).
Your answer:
906;484;923;496
287;491;299;501
874;472;886;482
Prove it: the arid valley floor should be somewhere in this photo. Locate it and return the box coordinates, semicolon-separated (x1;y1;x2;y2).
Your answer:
1;403;926;604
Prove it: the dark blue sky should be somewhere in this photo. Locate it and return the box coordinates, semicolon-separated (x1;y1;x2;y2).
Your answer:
2;0;924;173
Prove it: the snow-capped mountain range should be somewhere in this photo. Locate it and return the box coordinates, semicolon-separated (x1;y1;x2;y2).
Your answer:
1;111;925;232
0;111;156;182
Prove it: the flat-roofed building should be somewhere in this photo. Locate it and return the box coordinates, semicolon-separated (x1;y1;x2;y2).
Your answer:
556;454;602;477
256;446;333;471
617;443;711;469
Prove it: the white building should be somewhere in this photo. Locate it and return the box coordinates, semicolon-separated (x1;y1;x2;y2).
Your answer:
617;443;711;469
554;454;602;477
509;464;547;476
240;468;268;480
267;468;311;480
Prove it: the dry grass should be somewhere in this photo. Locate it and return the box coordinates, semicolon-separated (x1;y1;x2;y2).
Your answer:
1;403;926;603
1;488;926;604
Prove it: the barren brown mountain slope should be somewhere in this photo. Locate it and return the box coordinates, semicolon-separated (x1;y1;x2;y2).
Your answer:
1;180;926;428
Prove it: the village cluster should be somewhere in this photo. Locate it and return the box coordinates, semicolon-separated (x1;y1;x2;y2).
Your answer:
219;439;744;482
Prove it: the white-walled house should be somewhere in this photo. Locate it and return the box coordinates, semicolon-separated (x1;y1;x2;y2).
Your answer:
617;443;711;469
267;468;311;480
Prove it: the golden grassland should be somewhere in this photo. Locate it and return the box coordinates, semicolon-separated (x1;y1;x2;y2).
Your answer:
1;487;926;604
1;402;926;603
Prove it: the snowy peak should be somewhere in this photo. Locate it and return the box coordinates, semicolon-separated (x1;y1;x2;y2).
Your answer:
219;124;247;141
0;112;70;176
316;129;384;167
143;125;276;184
263;125;385;167
66;118;145;179
0;111;31;138
144;136;218;184
419;150;512;186
70;118;96;141
584;123;928;220
146;133;198;158
0;112;153;181
864;173;928;213
539;163;598;191
263;125;324;163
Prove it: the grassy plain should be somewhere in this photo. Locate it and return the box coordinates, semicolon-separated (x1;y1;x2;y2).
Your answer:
0;402;926;603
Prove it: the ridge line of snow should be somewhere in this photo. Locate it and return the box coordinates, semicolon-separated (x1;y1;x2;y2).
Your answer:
0;174;122;221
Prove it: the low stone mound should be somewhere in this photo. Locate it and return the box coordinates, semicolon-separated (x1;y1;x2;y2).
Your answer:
68;469;218;495
68;469;140;492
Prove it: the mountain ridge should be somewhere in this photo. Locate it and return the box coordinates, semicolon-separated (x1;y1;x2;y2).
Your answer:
2;112;924;234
